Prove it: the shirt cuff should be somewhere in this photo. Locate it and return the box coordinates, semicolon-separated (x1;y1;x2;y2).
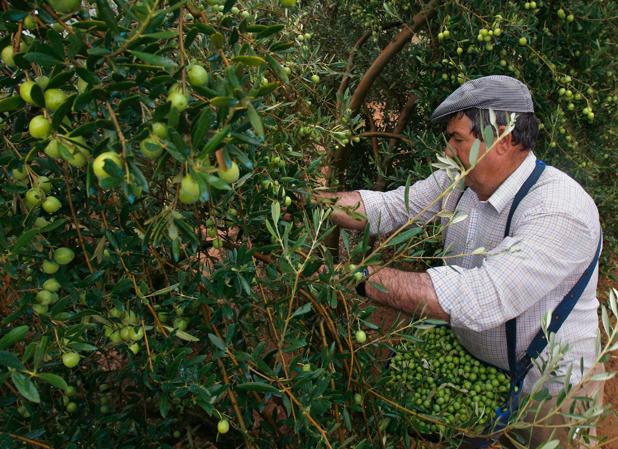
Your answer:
356;189;386;235
427;265;472;330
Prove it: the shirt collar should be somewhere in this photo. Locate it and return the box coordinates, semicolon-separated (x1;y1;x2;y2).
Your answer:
487;151;537;214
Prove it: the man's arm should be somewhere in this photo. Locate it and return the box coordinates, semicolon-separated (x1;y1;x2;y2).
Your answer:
365;266;449;321
316;191;367;231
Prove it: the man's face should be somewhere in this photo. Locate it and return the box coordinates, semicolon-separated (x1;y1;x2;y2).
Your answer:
444;113;495;193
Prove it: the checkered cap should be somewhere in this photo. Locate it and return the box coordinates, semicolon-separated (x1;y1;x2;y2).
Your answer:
431;75;534;122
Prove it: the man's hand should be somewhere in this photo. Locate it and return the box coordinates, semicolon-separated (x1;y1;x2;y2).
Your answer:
313;190;368;231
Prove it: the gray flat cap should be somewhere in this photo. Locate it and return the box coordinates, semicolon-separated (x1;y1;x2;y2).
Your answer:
431;75;534;122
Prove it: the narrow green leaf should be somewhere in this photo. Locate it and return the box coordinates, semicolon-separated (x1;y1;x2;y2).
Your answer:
142;31;178;39
174;219;199;245
96;0;118;30
269;41;295;53
590;371;616;382
75;67;100;85
265;54;288;84
469;138;481;166
255;24;285;39
482;124;494;148
489;109;497;130
87;46;110;56
403;175;412;214
206;174;233;191
33;336;48;371
232;55;266;66
12;229;40;255
292;302;313;318
37;372;68;391
45;30;65;60
159;395;170;418
191;107;215;147
253;82;280;97
602;306;610;339
271;200;280;225
11;372;40;403
210;96;238;108
208;333;226;351
194;23;216;35
384;226;423;248
30;84;45;107
246;102;264;137
264;220;277;239
47;71;75;90
610;291;618;318
0;351;23;369
0;96;25;113
51;94;75;130
128;50;178;70
235;381;279;394
23;52;64;66
175;330;200;342
145;284;179;298
0;325;29;350
537;440;560;449
199;125;231;157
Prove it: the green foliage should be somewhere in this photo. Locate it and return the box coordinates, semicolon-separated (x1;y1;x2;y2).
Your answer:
0;0;616;448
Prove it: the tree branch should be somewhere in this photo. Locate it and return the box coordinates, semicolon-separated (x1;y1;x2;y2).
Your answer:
349;0;438;115
374;94;418;191
336;31;372;116
359;131;412;146
331;0;439;181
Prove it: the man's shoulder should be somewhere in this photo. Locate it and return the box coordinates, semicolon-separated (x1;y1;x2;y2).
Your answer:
525;164;599;222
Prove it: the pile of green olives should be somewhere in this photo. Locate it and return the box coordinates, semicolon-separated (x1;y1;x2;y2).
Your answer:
387;326;511;436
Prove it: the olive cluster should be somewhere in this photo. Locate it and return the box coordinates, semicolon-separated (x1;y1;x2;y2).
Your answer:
387;326;511;435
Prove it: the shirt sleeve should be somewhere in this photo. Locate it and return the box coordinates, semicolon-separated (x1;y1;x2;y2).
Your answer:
427;208;599;332
357;170;452;236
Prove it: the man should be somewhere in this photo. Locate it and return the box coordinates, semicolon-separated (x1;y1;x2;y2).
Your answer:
324;76;604;448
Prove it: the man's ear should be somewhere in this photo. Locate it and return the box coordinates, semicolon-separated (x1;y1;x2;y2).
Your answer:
494;125;513;155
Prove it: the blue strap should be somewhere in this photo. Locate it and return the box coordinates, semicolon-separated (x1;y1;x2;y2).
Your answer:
517;234;602;379
504;159;603;387
504;160;547;383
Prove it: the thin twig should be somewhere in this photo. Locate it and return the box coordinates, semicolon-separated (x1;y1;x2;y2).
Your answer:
217;359;257;449
141;319;153;371
105;102;130;182
62;165;94;273
8;434;52;449
107;0;161;58
358;131;412;147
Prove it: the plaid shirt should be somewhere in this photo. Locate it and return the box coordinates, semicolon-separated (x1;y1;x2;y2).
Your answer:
358;152;601;392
